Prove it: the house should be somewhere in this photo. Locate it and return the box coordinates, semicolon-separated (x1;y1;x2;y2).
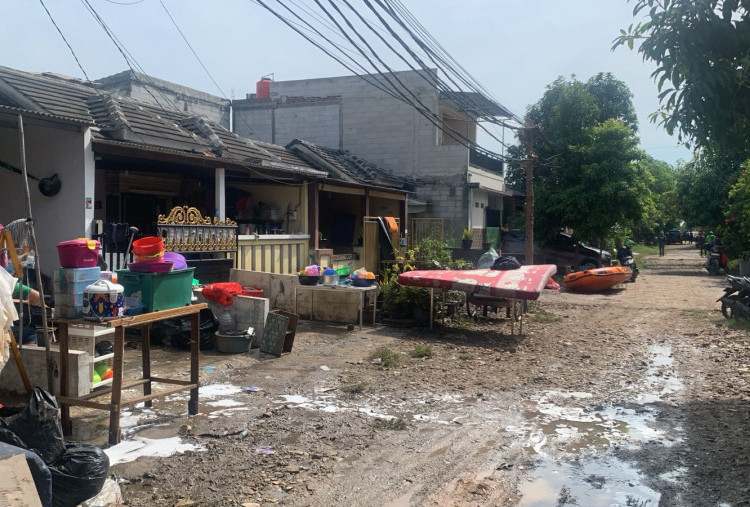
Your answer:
0;65;408;285
233;69;519;243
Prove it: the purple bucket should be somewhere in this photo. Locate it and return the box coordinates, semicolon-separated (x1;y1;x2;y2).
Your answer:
163;252;188;270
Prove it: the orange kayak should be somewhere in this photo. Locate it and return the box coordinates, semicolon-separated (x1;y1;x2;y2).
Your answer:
564;266;632;292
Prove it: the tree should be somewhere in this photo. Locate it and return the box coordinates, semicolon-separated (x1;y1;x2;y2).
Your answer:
613;0;750;156
521;75;651;245
674;152;737;228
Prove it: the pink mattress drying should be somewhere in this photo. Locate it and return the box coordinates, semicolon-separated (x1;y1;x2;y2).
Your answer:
397;265;557;300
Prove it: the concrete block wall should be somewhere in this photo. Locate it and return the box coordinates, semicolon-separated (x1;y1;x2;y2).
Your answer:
414;182;470;243
274;104;340;147
0;347;88;397
234;107;273;142
234;70;444;179
229;268;367;324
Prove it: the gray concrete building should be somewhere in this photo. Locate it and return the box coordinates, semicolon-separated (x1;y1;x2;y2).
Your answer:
232;69;516;243
96;70;230;129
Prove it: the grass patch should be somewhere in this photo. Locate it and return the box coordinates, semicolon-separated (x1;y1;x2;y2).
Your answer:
716;317;750;331
680;309;714;321
530;308;561;323
370;346;402;368
340;382;367;394
457;352;472;360
373;417;409;430
409;344;434;358
632;243;659;257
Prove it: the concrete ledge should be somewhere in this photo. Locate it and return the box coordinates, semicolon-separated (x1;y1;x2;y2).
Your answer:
0;346;88;397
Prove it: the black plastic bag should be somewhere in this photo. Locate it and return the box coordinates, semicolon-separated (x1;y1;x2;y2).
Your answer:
0;388;65;464
491;256;522;271
49;442;109;507
152;308;217;350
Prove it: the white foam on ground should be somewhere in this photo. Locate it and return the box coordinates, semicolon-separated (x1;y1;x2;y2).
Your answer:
199;383;244;398
206;399;246;407
106;436;204;465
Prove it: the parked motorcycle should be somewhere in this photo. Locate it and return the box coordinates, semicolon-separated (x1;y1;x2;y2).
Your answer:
718;275;750;319
616;246;639;282
705;244;728;275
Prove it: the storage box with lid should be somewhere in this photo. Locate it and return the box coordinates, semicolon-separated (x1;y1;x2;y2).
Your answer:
115;267;195;312
54;267;101;319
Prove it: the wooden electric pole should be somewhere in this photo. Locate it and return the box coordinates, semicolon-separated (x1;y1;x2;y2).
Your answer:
523;119;535;265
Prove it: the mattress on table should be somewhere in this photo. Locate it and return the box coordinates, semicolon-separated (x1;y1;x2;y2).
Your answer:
397;265;557;301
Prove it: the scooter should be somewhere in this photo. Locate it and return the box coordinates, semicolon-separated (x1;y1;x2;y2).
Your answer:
616;246;639;282
718;275;750;319
705;244;728;275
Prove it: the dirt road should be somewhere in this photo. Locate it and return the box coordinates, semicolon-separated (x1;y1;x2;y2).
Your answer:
102;243;750;506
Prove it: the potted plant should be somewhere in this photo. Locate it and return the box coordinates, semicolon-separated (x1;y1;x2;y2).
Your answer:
462;229;473;249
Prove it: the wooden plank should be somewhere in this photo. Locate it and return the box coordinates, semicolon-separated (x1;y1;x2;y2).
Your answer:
57;396;113;411
51;303;207;328
122;384;198;406
0;455;42;507
149;376;194;386
7;331;30;395
189;311;200;415
260;312;288;357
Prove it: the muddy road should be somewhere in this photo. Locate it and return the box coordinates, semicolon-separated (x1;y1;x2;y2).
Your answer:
82;243;750;506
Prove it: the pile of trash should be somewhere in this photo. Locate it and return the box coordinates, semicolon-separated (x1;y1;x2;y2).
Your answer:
0;387;118;506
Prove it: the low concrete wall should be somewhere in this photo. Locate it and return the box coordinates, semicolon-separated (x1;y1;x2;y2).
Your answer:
0;346;88;397
230;268;374;324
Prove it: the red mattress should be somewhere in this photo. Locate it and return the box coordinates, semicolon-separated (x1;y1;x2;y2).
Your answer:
397;265;557;300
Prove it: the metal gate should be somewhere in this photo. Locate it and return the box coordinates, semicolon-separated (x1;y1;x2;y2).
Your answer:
409;218;443;247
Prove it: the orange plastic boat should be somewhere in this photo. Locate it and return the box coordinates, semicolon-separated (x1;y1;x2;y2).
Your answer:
564;266;632;292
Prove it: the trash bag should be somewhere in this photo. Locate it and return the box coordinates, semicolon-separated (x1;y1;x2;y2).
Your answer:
0;388;65;464
152;308;217;350
491;256;522;271
95;340;113;357
49;442;109;507
476;247;500;269
79;478;122;507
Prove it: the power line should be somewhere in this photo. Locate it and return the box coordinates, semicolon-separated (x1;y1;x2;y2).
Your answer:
159;0;228;100
38;0;92;83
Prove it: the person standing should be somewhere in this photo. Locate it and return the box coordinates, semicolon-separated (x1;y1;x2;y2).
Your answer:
658;232;666;256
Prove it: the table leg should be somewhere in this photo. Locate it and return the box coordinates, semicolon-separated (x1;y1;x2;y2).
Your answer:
359;292;364;330
189;311;200;416
310;289;314;322
59;323;71;436
294;287;298;317
429;288;434;329
141;325;152;408
441;291;446;326
109;326;125;445
372;287;377;325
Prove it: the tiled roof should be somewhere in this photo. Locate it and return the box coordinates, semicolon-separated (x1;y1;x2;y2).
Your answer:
0;66;94;122
287;139;409;190
0;65;324;177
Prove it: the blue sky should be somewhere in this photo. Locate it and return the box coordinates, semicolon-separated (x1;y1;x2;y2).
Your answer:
1;0;693;164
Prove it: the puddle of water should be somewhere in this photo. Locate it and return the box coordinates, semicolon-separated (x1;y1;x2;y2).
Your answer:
637;344;683;404
106;436;204;465
518;457;660;506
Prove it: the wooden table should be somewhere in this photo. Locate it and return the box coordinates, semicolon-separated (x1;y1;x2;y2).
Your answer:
54;303;207;445
294;284;378;329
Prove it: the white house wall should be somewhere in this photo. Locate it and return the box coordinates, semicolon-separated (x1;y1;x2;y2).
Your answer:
0;122;92;281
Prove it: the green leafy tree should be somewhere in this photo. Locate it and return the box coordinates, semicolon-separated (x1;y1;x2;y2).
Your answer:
522;75;651;245
613;0;750;156
725;164;750;258
674;152;738;228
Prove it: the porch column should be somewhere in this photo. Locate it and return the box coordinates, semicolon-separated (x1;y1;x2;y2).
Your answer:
361;188;370;219
308;181;319;249
215;167;226;220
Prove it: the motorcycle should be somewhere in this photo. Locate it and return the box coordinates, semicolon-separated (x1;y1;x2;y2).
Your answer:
616;246;639;282
705;244;728;275
718;275;750;319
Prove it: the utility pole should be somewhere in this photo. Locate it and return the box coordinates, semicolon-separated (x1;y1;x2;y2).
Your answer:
523;118;535;265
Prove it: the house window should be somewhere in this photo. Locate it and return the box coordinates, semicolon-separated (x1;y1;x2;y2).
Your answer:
475;202;480;208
